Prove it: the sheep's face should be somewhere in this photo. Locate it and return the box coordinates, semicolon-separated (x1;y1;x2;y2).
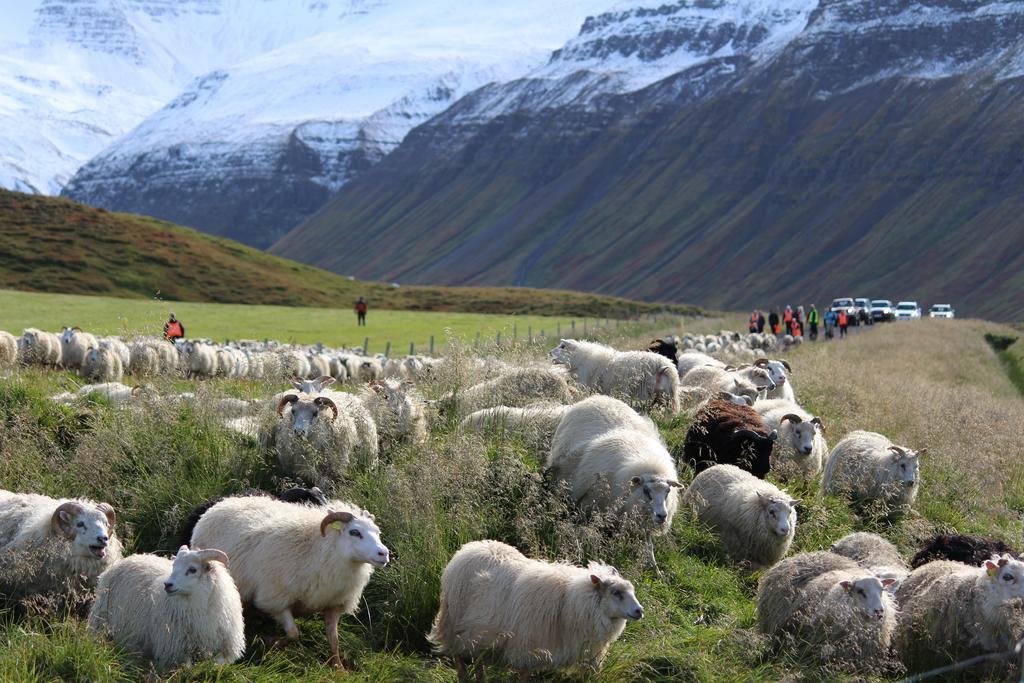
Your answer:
630;475;681;527
54;503;115;560
60;327;75;343
325;510;389;568
758;494;798;538
765;360;788;386
718;392;753;407
887;449;921;487
549;340;577;366
291;375;334;395
742;367;775;391
369;380;417;420
840;576;893;621
782;419;818;456
164;546;228;597
589;566;643;621
730;379;759;404
984;556;1024;601
287;400;327;437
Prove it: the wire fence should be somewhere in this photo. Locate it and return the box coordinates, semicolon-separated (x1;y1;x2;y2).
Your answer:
895;639;1024;683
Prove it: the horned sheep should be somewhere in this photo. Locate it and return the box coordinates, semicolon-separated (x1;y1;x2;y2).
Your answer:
684;464;798;570
820;431;924;515
682;399;778;478
0;491;122;602
273;394;360;486
428;540;642;678
190;496;389;668
550;339;679;412
87;546;244;670
753;399;827;481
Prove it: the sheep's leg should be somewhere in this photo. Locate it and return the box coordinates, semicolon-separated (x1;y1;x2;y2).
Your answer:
324;607;345;669
275;609;300;640
455;657;469;682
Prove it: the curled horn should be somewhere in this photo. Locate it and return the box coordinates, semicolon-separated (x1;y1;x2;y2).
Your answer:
753;358;769;367
913;448;928;458
731;428;764;443
313;396;338;421
780;414;803;425
277;394;299;416
51;501;85;540
320;510;355;536
888;445;907;457
96;502;116;528
781;360;792;372
723;365;737;371
736;364;752;370
195;548;229;566
72;326;82;332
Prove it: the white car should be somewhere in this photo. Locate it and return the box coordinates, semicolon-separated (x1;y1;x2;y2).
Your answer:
871;299;894;322
929;304;955;319
894;301;922;320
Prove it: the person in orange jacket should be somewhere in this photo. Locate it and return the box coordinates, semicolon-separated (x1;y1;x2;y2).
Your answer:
783;305;794;335
163;313;185;341
838;309;849;338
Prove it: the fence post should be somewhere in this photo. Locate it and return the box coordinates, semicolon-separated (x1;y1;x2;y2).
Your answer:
571;320;576;334
410;342;415;356
429;335;435;355
496;332;502;347
528;326;532;343
363;338;369;354
316;342;323;353
384;341;391;358
583;318;587;335
475;331;480;348
513;323;517;342
557;322;561;337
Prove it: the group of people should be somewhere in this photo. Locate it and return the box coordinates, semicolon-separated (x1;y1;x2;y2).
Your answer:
748;304;851;341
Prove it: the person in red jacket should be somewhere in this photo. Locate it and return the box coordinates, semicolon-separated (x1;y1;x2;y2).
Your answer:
163;313;185;341
355;297;368;326
838;310;849;338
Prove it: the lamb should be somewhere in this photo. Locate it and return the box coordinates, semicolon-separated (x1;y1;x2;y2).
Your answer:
550;339;679;412
87;546;244;670
757;551;897;670
820;431;924;516
682;399;778;478
427;540;642;679
361;379;428;448
450;367;575;413
759;359;796;402
0;330;17;367
830;532;909;590
753;399;827;481
18;328;62;367
910;534;1020;569
548;396;682;533
684;464;798;569
80;345;124;383
190;496;389;668
59;327;98;370
273;394;360;486
0;491;122;603
895;555;1024;669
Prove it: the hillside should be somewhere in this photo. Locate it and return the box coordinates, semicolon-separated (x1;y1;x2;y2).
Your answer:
272;1;1024;322
0;190;697;317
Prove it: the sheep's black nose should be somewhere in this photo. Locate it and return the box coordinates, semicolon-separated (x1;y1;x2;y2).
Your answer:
654;513;667;524
97;535;108;544
164;583;174;593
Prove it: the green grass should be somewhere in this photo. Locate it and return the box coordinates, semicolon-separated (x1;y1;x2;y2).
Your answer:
1;319;1022;681
0;288;672;354
985;332;1024;397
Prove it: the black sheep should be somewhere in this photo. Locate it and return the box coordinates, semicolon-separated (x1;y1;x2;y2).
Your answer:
648;338;678;363
683;399;778;478
910;534;1020;569
177;486;327;548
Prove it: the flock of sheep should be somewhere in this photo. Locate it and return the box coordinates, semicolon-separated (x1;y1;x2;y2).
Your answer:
0;324;1021;679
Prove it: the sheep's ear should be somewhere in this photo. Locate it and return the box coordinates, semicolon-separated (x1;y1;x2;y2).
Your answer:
317;376;336;388
177;545;190;556
630;476;643;488
912;448;927;459
590;575;603;587
985;560;999;577
361;509;375;521
290;377;303;389
840;580;852;592
788;499;801;507
811;417;824;432
668;480;683;488
881;578;896;587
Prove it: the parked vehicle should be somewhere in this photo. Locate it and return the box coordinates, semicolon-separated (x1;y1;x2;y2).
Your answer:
854;298;874;325
871;299;894;322
929;304;955;319
895;301;922;320
830;298;858;325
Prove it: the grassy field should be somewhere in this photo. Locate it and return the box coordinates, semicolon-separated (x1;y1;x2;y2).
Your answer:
1;318;1022;681
0;190;702;318
0;289;692;354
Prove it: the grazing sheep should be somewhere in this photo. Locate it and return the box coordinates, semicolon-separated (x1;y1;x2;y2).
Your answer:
128;340;160;376
0;491;122;602
681;365;774;402
99;337;131;370
677;351;726;378
820;431;924;515
895;555;1024;669
361;379;428;448
451;367;574;413
754;399;827;481
80;346;124;383
18;328;62;367
460;403;570;450
190;496;389;668
60;327;98;370
428;540;642;679
683;399;777;478
647;338;678;362
759;359;796;402
550;339;679;412
177;486;328;548
910;534;1020;569
549;396;682;532
831;532;909;590
50;382;150;406
684;464;798;569
151;340;179;374
87;546;244;670
758;551;897;670
181;341;218;378
273;394;360;486
350;356;383;382
0;330;17;367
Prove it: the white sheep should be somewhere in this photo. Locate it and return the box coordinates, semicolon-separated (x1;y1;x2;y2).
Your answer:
87;546;244;669
190;496;388;668
18;328;62;367
0;330;18;367
830;532;908;591
181;341;218;378
361;379;428;448
759;359;796;402
80;346;124;383
684;464;798;569
548;396;682;538
451;367;575;413
0;491;122;601
428;540;642;678
895;555;1024;668
758;550;897;670
820;431;924;515
50;382;151;406
680;365;774;402
754;399;827;481
550;339;679;412
99;337;131;370
273;394;360;486
127;340;160;376
461;403;569;450
60;327;98;370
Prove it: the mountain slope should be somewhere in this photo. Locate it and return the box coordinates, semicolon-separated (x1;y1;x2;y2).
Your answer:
273;0;1024;321
0;190;696;317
